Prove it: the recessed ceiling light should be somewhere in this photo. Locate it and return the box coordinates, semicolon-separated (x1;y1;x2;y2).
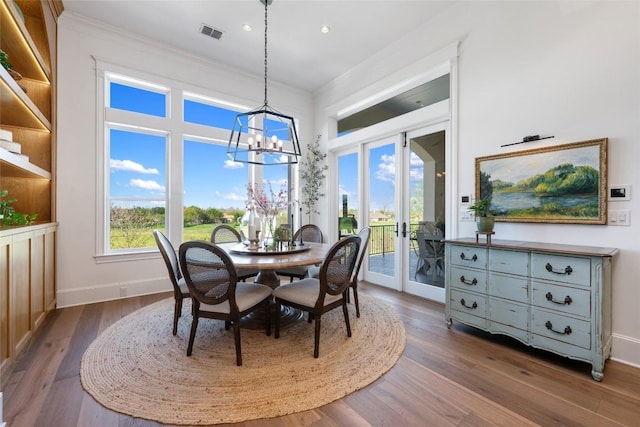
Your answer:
320;25;330;34
242;24;252;32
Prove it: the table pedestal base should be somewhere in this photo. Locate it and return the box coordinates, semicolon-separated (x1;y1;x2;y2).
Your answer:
241;268;304;330
241;304;304;330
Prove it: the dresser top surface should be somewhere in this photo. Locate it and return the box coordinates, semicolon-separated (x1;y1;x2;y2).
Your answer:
444;238;619;258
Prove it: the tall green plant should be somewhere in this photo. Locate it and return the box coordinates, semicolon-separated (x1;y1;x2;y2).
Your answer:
299;135;328;223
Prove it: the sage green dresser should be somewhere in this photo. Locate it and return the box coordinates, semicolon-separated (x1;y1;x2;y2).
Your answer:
444;238;618;381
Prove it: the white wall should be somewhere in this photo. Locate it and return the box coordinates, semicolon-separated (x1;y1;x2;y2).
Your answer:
314;1;640;366
57;2;640;367
56;14;313;307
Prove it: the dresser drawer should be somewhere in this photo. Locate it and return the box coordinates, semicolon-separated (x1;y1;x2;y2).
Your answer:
449;266;488;294
489;298;528;331
449;245;487;269
531;309;591;349
489;249;529;276
531;253;590;287
489;272;529;303
449;289;487;328
531;281;590;318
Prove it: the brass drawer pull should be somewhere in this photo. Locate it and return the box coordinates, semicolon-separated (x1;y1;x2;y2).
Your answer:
460;298;478;309
545;321;572;335
545;263;573;275
545;292;572;305
459;276;478;286
460;253;478;262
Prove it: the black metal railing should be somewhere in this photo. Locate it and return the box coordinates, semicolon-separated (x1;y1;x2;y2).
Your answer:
366;223;421;256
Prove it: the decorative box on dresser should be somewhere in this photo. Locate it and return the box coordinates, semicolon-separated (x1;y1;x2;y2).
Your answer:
444;238;618;381
1;0;59;388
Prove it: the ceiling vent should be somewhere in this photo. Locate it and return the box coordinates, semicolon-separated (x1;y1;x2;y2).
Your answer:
200;24;223;40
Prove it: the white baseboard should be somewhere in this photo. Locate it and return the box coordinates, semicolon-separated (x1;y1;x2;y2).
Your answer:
611;333;640;368
56;277;171;308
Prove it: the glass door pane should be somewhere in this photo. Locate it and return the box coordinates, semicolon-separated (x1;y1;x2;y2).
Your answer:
405;128;446;302
338;152;359;239
365;140;400;290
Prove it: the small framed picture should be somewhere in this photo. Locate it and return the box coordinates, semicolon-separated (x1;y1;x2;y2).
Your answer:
609;185;630;201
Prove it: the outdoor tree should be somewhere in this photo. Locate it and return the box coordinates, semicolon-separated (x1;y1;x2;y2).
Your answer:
299;135;328;224
184;206;206;226
110;206;161;248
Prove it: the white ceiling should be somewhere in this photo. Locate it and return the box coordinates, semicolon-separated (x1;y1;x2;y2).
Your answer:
61;0;455;92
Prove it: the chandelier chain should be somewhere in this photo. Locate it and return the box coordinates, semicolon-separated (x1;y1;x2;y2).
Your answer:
264;0;268;106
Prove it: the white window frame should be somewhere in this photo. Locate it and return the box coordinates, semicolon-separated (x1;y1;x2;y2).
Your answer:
94;61;300;261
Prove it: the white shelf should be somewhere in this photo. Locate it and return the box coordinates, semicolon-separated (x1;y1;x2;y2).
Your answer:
0;147;51;179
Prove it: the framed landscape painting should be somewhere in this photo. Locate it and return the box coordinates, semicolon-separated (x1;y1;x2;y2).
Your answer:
475;138;608;224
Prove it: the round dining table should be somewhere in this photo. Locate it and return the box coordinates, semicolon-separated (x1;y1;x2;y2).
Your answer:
219;241;332;328
219;241;331;289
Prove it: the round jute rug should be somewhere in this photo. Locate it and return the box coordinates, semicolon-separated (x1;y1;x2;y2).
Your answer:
80;294;405;425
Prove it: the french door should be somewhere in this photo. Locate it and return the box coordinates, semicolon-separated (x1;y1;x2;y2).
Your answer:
363;137;401;291
344;125;447;301
403;125;447;302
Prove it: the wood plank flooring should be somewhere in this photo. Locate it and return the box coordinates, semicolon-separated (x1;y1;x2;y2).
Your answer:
3;282;639;427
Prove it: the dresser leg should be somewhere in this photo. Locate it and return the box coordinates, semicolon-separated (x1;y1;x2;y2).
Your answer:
446;319;452;329
591;368;604;382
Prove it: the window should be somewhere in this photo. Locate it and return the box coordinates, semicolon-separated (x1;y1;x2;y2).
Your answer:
110;82;167;117
337;74;450;136
183;138;248;241
109;128;167;250
104;74;170;253
99;70;298;256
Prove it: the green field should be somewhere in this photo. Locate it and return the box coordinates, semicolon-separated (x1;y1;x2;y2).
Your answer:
110;224;236;250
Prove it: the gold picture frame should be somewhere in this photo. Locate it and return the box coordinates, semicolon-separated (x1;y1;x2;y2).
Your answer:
475;138;608;224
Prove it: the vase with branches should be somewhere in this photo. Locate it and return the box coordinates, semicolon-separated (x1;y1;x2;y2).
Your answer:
299;134;328;224
247;181;290;249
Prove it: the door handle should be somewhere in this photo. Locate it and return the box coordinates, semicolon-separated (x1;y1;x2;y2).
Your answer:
402;222;407;238
394;222;399;237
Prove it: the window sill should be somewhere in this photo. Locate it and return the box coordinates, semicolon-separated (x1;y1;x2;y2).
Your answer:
94;249;159;264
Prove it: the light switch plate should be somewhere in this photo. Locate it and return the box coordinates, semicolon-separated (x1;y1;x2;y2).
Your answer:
609;210;630;226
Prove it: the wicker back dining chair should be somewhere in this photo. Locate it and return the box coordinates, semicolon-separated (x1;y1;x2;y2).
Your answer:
294;224;324;244
349;226;371;318
210;224;259;282
272;235;361;358
276;224;324;283
210;224;242;243
306;227;371;317
178;240;272;365
153;230;190;336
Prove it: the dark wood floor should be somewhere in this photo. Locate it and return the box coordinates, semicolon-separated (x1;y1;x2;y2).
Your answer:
3;282;639;427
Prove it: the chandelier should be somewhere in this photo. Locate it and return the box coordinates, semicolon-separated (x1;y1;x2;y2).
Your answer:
227;0;301;166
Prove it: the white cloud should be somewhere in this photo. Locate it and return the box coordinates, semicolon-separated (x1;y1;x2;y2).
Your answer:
110;159;159;174
225;191;246;202
410;152;424;166
130;179;165;191
410;168;423;181
375;154;396;182
224;159;244;169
